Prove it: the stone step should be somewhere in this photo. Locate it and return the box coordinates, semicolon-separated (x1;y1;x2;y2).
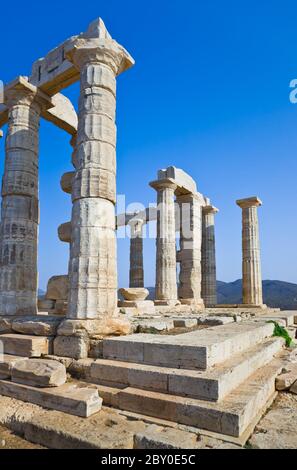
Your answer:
0;334;53;357
0;354;29;379
0;379;102;417
253;310;297;327
103;321;274;370
91;337;283;401
95;359;282;438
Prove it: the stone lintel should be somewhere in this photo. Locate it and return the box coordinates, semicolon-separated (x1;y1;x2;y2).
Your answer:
158;166;197;194
236;196;262;209
42;93;77;135
29;18;134;95
203;204;219;215
1;86;77;135
116;207;157;228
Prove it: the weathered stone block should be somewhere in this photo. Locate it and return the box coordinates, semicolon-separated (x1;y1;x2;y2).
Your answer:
11;316;62;336
11;359;67;387
54;335;89;359
45;275;69;301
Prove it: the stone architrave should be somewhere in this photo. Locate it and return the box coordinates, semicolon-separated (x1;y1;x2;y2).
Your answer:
150;179;178;306
176;192;204;307
0;77;53;315
65;19;134;319
129;217;144;288
236;197;264;306
201;202;219;306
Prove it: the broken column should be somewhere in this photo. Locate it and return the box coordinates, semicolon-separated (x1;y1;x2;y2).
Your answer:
65;19;134;319
129;217;144;288
150;179;178;306
201;201;218;306
0;77;52;315
177;192;204;308
236;196;264;306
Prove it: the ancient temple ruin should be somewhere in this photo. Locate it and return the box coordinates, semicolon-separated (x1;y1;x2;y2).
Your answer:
0;18;295;448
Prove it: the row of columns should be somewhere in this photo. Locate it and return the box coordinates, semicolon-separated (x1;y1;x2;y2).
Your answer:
148;178;218;308
0;40;264;316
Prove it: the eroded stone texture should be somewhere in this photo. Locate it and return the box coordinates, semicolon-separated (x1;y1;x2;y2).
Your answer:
129;218;144;288
65;20;134;319
0;77;53;315
11;359;67;387
45;275;69;301
119;288;149;301
201;202;218;306
236;197;263;306
150;179;178;305
177;193;204;307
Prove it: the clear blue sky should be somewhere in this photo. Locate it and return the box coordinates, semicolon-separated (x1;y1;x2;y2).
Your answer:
1;0;297;290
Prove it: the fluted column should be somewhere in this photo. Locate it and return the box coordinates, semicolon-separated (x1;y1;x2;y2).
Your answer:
236;197;263;306
129;218;144;288
201;203;218;306
150;179;178;305
65;22;134;318
177;193;204;307
0;77;52;315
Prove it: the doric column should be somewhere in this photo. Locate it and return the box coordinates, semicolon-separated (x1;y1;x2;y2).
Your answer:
177;193;204;307
0;77;52;315
150;179;178;305
129;218;144;288
236;196;263;306
65;20;134;319
201;203;218;306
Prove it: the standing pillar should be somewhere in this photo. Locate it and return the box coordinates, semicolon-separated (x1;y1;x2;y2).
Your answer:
201;203;218;306
177;193;204;307
236;197;264;306
0;77;52;315
65;20;134;319
129;218;144;288
150;179;178;306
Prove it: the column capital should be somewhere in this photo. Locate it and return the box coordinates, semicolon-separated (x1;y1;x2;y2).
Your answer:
236;196;262;209
65;19;134;75
4;76;53;111
149;178;178;192
203;204;219;215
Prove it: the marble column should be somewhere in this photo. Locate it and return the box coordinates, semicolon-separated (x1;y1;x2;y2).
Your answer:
201;203;218;306
65;22;134;319
236;197;263;306
129;218;144;288
177;193;204;307
150;179;178;305
0;77;52;315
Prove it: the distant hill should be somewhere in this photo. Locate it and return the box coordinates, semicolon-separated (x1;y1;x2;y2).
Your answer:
147;280;297;310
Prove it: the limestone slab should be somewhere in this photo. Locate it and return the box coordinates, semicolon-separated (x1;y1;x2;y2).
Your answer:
0;334;52;357
11;316;62;336
92;337;283;401
134;424;199;449
0;379;102;417
103;322;275;369
11;359;67;387
0;354;29;379
96;359;282;437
